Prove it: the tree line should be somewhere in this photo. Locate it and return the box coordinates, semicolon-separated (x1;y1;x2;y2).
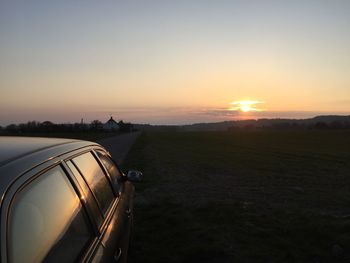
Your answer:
0;120;135;135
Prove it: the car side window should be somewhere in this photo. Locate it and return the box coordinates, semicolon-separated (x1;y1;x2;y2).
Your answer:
72;152;114;215
66;161;103;227
8;166;93;263
95;150;122;192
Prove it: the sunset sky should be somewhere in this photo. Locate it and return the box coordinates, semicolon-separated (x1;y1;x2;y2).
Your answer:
1;0;349;125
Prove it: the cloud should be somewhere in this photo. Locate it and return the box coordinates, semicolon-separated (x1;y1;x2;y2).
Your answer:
196;108;241;117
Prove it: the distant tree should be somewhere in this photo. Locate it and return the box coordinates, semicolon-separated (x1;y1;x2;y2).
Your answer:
19;121;40;132
42;121;54;126
39;121;55;132
90;120;103;131
18;123;27;133
73;123;81;131
58;123;71;132
6;124;19;133
118;120;134;132
71;122;88;131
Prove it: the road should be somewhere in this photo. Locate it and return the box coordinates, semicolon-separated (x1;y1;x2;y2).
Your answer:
97;132;141;165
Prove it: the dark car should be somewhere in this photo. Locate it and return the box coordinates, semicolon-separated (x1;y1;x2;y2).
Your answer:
0;136;142;263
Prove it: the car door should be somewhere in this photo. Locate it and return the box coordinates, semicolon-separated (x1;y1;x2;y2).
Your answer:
94;149;135;262
68;150;133;263
6;165;96;263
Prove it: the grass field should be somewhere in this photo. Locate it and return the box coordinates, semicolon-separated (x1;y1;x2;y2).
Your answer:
122;130;350;263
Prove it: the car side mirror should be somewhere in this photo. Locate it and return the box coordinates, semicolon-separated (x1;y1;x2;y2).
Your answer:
127;170;143;182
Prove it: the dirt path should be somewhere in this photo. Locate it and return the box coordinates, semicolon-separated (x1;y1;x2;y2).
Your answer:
97;132;141;165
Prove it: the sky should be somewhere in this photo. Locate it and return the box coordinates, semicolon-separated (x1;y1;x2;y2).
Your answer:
0;0;349;125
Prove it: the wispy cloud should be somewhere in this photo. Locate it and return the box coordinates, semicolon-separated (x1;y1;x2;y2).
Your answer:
196;108;241;117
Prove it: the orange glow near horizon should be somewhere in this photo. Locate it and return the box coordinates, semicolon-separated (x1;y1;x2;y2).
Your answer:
1;1;350;125
230;101;265;113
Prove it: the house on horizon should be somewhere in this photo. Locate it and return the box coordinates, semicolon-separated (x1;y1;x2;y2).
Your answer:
103;117;119;131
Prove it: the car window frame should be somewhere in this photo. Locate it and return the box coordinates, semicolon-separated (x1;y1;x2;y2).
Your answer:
68;151;116;216
93;149;124;195
63;160;105;231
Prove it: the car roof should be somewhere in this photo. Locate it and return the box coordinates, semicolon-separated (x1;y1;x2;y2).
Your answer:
0;136;82;167
0;136;103;199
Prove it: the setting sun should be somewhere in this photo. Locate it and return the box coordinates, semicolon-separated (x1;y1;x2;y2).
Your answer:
230;101;264;113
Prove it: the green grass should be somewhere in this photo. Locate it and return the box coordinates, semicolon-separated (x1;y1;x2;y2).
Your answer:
122;130;350;262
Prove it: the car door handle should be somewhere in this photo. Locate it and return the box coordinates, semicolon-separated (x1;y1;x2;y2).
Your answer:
114;247;122;262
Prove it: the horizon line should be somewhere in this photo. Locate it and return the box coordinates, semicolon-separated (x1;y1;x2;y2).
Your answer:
1;113;350;127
